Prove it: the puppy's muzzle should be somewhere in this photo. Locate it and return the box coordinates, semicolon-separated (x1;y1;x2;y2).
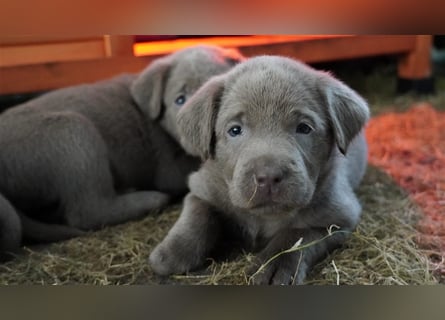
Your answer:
245;155;291;205
231;150;310;211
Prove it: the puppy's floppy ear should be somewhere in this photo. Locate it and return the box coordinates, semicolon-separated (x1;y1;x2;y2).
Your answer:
177;75;225;160
320;73;370;155
130;57;171;120
222;47;246;66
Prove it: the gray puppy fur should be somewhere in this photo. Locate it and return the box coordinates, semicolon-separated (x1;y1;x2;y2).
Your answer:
149;56;370;284
0;45;244;259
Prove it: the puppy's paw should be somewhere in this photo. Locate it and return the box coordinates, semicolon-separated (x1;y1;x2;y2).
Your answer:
149;240;200;276
248;253;308;285
149;244;181;276
146;191;171;210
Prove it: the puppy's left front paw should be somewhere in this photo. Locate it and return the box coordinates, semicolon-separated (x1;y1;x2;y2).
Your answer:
248;253;308;285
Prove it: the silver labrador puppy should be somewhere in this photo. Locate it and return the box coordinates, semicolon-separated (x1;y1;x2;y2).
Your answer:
0;45;244;259
149;56;369;284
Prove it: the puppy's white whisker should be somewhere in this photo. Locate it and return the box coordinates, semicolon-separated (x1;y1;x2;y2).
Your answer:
246;175;258;207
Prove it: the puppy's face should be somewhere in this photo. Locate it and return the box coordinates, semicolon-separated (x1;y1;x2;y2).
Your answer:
215;69;331;213
178;56;369;215
131;45;244;143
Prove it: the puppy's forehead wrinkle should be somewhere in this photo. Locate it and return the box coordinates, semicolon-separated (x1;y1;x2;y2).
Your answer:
222;84;324;133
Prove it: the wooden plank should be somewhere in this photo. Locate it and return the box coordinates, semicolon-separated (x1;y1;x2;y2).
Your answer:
0;39;108;67
0;56;159;94
397;35;433;79
103;35;135;57
237;35;417;63
0;36;103;46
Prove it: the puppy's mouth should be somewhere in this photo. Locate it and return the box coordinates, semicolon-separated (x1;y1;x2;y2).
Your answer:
245;186;285;208
231;181;304;213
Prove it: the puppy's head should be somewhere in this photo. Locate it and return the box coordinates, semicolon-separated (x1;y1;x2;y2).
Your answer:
131;44;244;142
178;56;369;214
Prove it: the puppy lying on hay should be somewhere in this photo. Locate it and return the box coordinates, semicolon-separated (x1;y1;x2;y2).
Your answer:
0;45;244;260
150;56;370;285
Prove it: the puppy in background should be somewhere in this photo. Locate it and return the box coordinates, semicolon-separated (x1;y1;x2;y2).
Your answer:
149;56;369;284
0;45;244;259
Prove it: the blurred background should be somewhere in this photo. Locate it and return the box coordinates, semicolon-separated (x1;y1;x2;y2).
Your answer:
1;35;444;111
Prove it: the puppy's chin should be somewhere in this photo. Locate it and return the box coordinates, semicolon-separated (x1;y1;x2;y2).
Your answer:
245;203;299;217
229;191;309;216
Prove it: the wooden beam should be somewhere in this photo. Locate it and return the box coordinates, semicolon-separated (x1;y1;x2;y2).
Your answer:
0;38;107;67
397;35;433;79
0;56;160;95
103;35;135;57
238;35;417;63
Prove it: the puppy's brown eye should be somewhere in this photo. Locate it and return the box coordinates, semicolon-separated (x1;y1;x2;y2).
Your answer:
228;125;242;137
175;95;186;106
296;123;313;134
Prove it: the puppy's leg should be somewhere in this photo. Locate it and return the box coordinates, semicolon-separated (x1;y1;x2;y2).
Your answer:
0;194;21;260
19;212;86;243
67;190;170;230
251;188;361;285
149;193;221;276
250;228;349;285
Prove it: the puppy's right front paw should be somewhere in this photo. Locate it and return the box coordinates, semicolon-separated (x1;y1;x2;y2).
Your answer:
149;245;175;276
149;242;197;276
